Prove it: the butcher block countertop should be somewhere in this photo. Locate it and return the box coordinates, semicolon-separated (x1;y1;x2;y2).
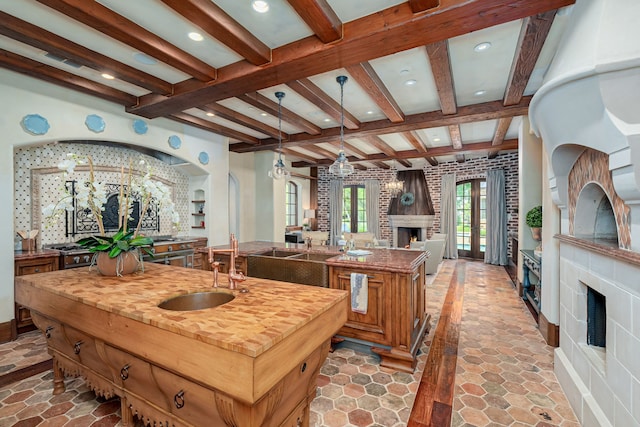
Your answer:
15;262;347;358
204;241;427;274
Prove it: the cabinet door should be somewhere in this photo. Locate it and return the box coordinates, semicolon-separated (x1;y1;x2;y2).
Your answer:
332;270;391;345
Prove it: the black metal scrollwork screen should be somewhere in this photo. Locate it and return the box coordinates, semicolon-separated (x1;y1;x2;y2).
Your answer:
65;181;159;237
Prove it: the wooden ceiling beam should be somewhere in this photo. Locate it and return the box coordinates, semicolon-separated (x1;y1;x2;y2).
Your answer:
286;0;342;43
425;157;439;166
202;103;284;139
340;141;369;159
448;124;463;149
488;117;513;158
425;40;457;115
240;92;321;135
0;49;137;105
403;131;428;153
397;159;413;168
345;62;404;123
128;0;575;118
291;139;519;167
159;0;271;66
170;112;260;144
504;10;558;105
281;148;320;163
360;135;397;157
286;78;360;129
0;11;172;95
231;97;531;152
409;0;441;13
35;0;217;81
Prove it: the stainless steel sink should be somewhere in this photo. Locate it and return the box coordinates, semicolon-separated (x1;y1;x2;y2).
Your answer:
158;291;235;311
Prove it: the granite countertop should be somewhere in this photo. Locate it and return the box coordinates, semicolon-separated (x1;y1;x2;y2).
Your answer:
14;263;347;358
202;241;427;274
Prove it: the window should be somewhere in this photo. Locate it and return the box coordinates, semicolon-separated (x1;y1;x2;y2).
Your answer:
456;179;486;259
286;181;298;226
342;185;367;233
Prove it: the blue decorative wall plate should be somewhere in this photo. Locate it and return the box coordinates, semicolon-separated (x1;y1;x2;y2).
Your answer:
85;114;105;133
132;119;148;135
21;114;50;135
168;135;181;149
198;151;209;165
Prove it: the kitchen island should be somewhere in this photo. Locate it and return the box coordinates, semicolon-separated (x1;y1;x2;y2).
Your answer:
201;242;430;372
15;263;347;427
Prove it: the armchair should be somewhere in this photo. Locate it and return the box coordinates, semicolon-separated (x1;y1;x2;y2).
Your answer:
343;232;376;249
429;233;448;259
301;231;329;246
409;239;446;275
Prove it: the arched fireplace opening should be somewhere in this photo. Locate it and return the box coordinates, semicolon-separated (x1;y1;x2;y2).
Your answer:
574;183;618;246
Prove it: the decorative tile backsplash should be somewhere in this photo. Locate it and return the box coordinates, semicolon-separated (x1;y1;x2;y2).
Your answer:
14;142;189;246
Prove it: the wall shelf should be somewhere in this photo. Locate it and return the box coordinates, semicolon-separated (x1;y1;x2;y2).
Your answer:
192;190;205;229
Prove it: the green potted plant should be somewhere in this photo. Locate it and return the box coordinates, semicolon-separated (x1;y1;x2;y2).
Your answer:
526;205;543;241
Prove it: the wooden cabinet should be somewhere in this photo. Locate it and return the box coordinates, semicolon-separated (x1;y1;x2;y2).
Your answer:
329;262;429;373
190;237;208;270
14;252;59;334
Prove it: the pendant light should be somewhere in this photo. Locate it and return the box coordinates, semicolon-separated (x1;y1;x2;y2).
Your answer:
329;75;354;177
268;91;290;180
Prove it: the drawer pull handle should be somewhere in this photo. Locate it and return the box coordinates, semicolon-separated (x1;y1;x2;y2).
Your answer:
45;326;53;339
35;268;40;272
174;390;185;409
297;418;302;426
74;340;83;354
120;364;130;380
300;362;307;373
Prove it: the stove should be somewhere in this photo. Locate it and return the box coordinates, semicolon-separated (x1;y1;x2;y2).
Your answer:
43;243;94;269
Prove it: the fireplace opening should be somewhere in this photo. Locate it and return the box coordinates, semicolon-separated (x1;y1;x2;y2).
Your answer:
574;183;618;246
397;227;421;248
587;287;606;348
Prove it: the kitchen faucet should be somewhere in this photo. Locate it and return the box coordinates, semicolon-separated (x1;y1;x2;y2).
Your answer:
207;233;245;289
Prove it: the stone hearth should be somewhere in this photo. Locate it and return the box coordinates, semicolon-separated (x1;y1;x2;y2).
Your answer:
388;215;434;248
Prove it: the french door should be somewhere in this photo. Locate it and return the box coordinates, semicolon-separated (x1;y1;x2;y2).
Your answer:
456;179;486;259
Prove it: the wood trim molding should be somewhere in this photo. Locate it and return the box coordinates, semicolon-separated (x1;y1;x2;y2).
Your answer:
0;319;17;344
538;312;559;347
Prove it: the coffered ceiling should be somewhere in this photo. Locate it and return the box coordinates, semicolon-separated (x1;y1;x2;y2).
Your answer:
0;0;576;170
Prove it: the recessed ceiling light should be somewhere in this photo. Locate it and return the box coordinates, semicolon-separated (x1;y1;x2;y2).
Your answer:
101;73;115;80
133;52;157;65
206;112;215;117
474;89;487;96
400;69;410;75
404;79;417;86
433;136;441;142
252;0;269;13
188;32;203;42
474;42;492;52
260;112;268;116
323;118;331;122
366;111;374;115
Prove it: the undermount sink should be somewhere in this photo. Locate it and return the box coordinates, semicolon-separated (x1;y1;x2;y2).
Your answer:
158;291;235;311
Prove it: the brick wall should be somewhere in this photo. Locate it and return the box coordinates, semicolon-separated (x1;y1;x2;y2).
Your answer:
317;152;519;257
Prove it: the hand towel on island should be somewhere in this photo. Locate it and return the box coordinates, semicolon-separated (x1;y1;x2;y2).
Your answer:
350;273;368;314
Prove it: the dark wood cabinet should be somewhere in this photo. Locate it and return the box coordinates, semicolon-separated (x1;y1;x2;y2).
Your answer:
14;251;60;334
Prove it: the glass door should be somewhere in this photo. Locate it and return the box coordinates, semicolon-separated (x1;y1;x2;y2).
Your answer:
456;179;486;259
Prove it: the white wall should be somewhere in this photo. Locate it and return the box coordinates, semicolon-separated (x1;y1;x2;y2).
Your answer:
0;68;229;326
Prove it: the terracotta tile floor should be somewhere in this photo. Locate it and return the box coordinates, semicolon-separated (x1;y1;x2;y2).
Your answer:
0;260;579;426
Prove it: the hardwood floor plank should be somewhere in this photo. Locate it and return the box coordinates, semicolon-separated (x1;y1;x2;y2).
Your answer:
409;261;465;426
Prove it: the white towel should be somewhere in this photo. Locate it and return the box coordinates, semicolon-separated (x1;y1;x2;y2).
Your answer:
350;273;368;314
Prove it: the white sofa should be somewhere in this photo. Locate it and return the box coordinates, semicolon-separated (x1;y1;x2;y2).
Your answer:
410;239;446;275
301;231;329;246
343;232;376;248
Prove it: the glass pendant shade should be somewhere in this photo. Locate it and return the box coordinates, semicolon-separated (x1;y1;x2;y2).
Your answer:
330;75;354;177
269;91;290;180
329;150;355;177
269;157;290;179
